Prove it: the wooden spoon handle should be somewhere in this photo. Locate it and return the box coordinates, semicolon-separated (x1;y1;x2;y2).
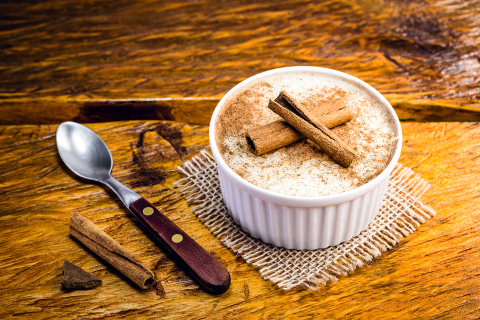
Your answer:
129;197;231;294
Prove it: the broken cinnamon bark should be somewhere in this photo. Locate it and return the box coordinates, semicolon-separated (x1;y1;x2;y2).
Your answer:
246;106;354;156
268;91;356;167
62;260;102;289
69;213;154;289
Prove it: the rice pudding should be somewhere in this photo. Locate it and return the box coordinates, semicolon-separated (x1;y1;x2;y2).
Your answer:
214;70;399;197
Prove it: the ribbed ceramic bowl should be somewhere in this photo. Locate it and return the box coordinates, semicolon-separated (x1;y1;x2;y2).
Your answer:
209;66;402;250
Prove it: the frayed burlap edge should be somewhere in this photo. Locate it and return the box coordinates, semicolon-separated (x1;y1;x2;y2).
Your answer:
174;150;436;291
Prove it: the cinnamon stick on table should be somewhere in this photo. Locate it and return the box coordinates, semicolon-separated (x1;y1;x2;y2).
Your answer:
69;213;154;289
268;91;356;167
246;105;354;156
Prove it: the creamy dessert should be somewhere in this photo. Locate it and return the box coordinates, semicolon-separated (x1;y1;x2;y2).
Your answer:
214;71;399;197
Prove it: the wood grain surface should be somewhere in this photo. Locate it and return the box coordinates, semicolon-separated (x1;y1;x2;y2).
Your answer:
1;0;480;125
1;120;479;319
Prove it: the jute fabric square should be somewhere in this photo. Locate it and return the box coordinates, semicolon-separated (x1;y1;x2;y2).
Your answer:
175;151;436;290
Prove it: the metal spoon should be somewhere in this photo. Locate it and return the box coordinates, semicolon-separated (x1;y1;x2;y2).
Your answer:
56;121;230;294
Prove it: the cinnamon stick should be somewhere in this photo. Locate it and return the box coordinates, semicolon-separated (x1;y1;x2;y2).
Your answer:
246;106;354;156
69;213;154;289
268;91;356;167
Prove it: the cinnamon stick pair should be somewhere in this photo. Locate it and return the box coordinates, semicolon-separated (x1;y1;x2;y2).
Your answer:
246;95;354;158
70;213;154;289
264;91;356;167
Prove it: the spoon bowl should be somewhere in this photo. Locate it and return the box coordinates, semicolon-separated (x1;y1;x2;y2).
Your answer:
56;121;113;182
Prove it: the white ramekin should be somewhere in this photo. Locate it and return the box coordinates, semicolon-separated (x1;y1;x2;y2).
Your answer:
209;66;402;250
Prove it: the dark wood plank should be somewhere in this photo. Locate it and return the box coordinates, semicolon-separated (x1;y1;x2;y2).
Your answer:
3;97;480;126
1;0;480;124
0;98;219;126
0;120;480;319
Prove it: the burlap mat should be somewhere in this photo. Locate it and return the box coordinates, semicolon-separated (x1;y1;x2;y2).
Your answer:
175;150;436;291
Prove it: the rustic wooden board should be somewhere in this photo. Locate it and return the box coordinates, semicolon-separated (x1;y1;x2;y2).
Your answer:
1;120;480;319
1;0;480;125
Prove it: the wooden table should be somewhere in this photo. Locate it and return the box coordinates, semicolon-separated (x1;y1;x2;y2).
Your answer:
1;0;480;319
1;0;480;124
